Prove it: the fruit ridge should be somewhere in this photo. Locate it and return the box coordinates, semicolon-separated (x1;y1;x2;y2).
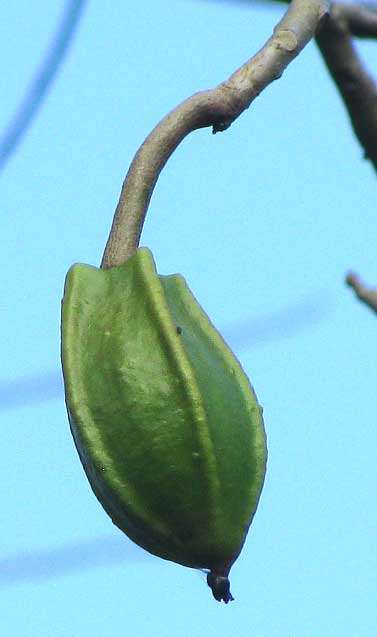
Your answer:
61;247;267;602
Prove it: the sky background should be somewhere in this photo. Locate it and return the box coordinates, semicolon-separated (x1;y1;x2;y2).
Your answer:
1;1;376;635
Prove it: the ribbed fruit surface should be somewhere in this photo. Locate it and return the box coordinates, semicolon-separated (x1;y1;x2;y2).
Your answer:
61;247;267;601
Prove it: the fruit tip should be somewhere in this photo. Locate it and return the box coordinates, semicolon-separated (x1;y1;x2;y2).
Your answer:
206;572;234;604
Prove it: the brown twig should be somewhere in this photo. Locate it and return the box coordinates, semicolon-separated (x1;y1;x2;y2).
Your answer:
339;2;377;37
346;271;377;314
315;3;377;171
101;0;330;269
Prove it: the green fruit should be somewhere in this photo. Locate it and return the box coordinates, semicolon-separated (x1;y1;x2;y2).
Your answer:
61;247;267;602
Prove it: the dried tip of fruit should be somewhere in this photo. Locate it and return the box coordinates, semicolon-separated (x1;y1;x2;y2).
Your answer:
206;572;234;604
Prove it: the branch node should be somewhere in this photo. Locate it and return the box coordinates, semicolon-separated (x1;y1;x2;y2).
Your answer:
212;120;232;134
274;29;299;52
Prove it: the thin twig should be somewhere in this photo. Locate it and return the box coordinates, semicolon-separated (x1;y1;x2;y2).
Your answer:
346;272;377;314
315;3;377;170
0;0;87;171
101;0;330;269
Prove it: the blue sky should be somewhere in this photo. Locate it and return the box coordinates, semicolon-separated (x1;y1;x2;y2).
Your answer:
1;1;376;635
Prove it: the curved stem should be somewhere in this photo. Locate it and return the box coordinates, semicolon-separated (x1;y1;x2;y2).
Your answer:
101;0;330;269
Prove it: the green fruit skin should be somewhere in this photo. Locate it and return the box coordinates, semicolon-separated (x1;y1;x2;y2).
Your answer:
61;247;267;576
